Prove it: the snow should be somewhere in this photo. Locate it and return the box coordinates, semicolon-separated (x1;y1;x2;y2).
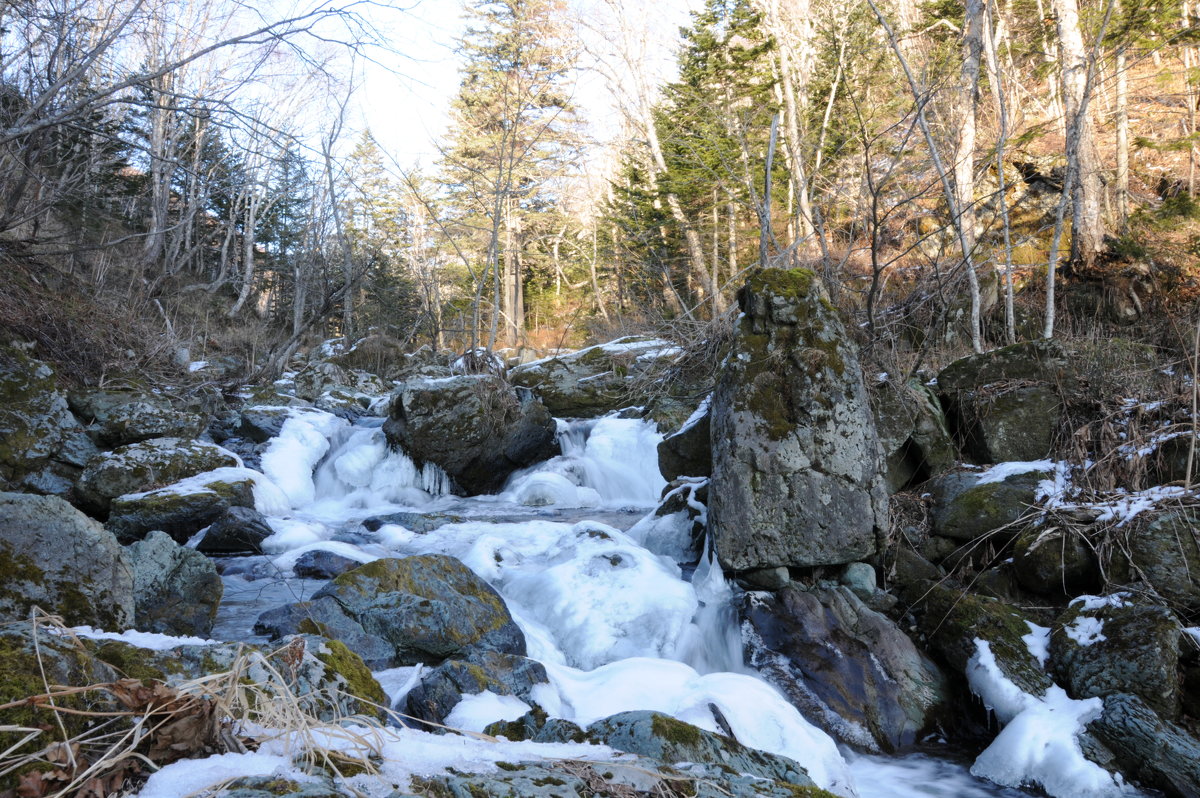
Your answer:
444;691;532;733
1064;616;1107;646
675;394;711;436
187;360;208;372
1022;622;1050;668
1186;627;1200;647
975;460;1056;485
966;640;1126;798
68;626;218;650
1071;593;1130;612
137;752;302;798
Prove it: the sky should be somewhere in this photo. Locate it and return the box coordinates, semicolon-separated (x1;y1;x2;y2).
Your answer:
348;0;700;171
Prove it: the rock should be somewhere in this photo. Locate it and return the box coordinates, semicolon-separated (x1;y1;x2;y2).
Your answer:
509;336;677;418
625;479;707;564
1149;433;1200;487
239;405;294;442
0;491;133;628
657;398;712;480
937;340;1071;463
929;467;1049;541
293;549;362;580
383;374;559;495
709;269;889;572
1112;507;1200;613
872;378;957;492
0;344;97;497
196;505;275;554
218;776;343;798
262;556;525;668
76;437;240;515
740;566;791;590
1090;693;1200;798
106;469;257;543
741;586;949;752
127;531;222;636
1051;596;1182;719
839;562;877;598
914;582;1051;697
67;388;204;446
1012;524;1101;596
404;651;548;727
328;333;408;377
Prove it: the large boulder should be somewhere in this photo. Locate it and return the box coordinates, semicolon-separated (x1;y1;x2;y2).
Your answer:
67;389;204;447
1011;521;1102;596
657;398;712;481
196;505;275;554
936;339;1071;463
929;465;1050;542
741;585;949;752
106;468;257;543
1090;693;1200;798
127;531;223;637
76;437;240;515
871;377;957;492
709;269;888;572
383;374;558;495
1050;595;1183;719
404;651;549;727
0;345;97;497
258;555;525;668
1110;507;1200;613
509;337;677;418
0;492;133;629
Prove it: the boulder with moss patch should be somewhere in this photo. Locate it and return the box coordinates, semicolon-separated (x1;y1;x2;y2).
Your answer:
872;378;957;492
127;531;223;637
1090;692;1200;798
106;468;257;543
67;388;204;447
0;491;133;628
709;269;889;572
929;467;1049;542
383;375;558;495
1109;507;1200;613
76;437;241;515
1011;523;1101;596
657;399;712;481
404;651;548;727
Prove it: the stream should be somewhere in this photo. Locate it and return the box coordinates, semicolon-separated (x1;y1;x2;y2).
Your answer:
209;410;1034;797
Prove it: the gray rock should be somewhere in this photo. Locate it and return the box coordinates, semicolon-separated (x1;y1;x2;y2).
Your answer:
657;400;711;480
872;378;957;492
127;531;222;636
68;389;204;446
254;597;394;669
1012;524;1101;596
0;491;133;629
218;776;343;798
293;549;361;579
739;566;791;590
239;406;294;443
839;562;877;598
1051;597;1182;719
1091;693;1200;798
1114;507;1200;613
404;651;548;728
709;269;889;571
106;473;256;543
0;345;97;497
382;374;559;495
76;437;240;515
929;467;1049;541
741;585;949;752
197;506;275;554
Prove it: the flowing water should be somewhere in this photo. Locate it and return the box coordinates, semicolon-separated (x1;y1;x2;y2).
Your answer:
212;410;1034;797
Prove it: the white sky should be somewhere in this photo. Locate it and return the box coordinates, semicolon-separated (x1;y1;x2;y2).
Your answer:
349;0;700;171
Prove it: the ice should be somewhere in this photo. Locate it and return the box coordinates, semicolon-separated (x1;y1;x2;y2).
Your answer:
975;460;1057;485
137;752;301;798
545;417;666;505
1022;622;1050;668
505;471;600;507
268;540;380;575
966;640;1125;798
1064;616;1106;646
187;360;208;372
373;665;424;707
260;517;333;554
260;408;346;508
444;691;532;733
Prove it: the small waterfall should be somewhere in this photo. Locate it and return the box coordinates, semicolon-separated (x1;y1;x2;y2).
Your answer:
675;541;746;675
554;417;667;504
313;423;450;506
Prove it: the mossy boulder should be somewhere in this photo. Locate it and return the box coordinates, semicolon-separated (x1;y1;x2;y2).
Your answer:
709;269;889;571
0;492;133;629
871;378;957;492
1011;523;1101;596
127;531;222;637
0;344;97;497
254;596;395;669
106;469;256;543
937;339;1071;464
404;651;549;728
929;467;1049;541
67;388;204;447
914;582;1052;697
509;336;676;418
76;437;241;515
1110;507;1200;613
740;585;949;753
382;374;558;495
1050;597;1183;719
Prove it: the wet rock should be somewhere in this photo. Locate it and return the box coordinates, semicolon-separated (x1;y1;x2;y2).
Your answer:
68;389;204;447
709;269;888;571
254;597;394;669
383;374;558;495
872;378;957;492
1090;693;1200;798
196;505;275;555
509;336;676;418
657;399;711;480
741;585;949;752
0;344;97;497
1051;596;1182;719
625;479;707;564
1012;524;1101;596
106;470;256;543
127;530;222;637
404;651;548;727
239;405;294;442
293;549;362;580
76;437;240;515
0;491;133;629
929;467;1049;541
936;339;1070;463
